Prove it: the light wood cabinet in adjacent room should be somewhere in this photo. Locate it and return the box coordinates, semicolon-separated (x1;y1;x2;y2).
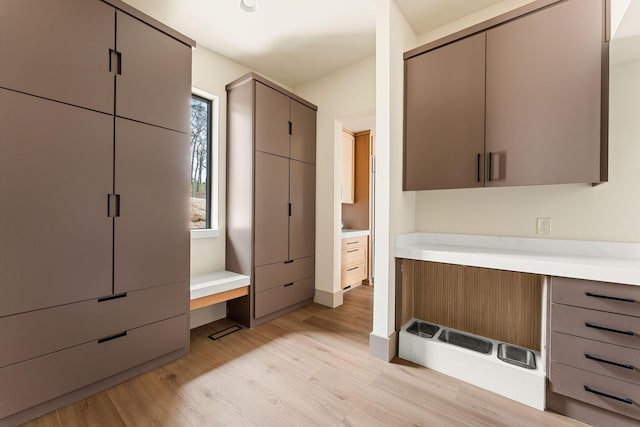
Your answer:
341;235;368;289
341;129;355;204
226;73;317;327
0;1;193;424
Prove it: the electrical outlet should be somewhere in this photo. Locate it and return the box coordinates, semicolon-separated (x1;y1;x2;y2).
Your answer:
536;217;551;235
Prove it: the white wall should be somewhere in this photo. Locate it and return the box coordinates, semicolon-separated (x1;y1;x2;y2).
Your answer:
370;0;416;360
188;47;250;325
411;2;640;244
294;56;376;307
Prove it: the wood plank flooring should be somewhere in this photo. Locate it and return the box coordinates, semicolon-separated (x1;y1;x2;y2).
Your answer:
23;286;587;426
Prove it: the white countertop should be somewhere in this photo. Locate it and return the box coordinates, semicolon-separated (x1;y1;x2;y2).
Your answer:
342;229;370;239
395;233;640;286
190;270;250;300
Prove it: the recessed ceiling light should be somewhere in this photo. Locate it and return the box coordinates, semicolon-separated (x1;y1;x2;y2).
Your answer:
240;0;259;13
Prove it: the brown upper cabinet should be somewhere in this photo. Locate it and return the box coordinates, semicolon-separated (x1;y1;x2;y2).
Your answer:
0;0;191;134
255;81;317;163
403;0;608;191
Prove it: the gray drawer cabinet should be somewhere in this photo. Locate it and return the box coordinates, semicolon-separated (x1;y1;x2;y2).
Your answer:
0;1;194;424
226;73;317;327
548;277;640;426
403;0;608;191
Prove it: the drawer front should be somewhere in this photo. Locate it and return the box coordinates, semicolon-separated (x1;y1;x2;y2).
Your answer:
550;332;640;385
254;277;314;319
254;256;314;293
0;314;187;419
341;235;367;251
0;281;187;368
549;362;640;421
341;246;367;266
552;277;640;317
551;303;640;350
341;262;367;288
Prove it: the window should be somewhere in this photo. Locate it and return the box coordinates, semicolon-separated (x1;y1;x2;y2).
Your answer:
190;89;219;236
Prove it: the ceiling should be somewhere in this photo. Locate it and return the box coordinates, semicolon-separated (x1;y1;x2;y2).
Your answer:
122;0;640;87
122;0;515;87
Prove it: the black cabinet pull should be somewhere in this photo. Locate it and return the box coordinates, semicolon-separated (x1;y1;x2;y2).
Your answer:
487;152;493;181
98;292;127;303
584;353;634;370
284;259;294;264
585;292;635;303
585;322;634;336
283;282;294;287
583;385;633;405
477;153;481;182
347;249;359;253
98;331;127;344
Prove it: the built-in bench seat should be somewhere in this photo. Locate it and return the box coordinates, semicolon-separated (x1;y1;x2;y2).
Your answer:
189;271;250;311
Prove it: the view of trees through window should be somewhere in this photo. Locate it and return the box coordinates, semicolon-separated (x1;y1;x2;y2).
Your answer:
191;95;211;229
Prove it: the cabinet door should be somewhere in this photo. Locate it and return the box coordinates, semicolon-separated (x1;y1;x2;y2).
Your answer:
341;131;355;204
254;152;290;266
404;33;486;190
0;0;115;114
0;90;113;317
290;160;315;260
116;11;192;133
254;82;290;158
485;0;604;186
114;118;189;293
290;100;316;164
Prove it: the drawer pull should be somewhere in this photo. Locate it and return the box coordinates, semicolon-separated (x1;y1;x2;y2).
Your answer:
346;241;358;245
585;322;634;336
584;353;634;370
283;282;294;288
585;292;635;303
346;267;359;272
347;249;359;253
583;385;633;405
97;292;127;302
284;260;294;264
98;331;127;344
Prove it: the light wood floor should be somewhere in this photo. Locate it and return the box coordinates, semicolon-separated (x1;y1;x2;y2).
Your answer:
24;286;587;427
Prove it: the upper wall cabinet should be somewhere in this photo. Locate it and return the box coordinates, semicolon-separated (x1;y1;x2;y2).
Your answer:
485;0;605;187
0;0;115;114
403;0;608;191
404;33;486;191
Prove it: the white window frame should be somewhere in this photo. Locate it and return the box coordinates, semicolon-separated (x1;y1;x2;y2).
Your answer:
190;87;220;239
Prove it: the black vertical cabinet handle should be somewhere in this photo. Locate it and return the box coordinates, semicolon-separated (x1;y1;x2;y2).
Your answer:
477;153;481;182
583;385;633;405
487;152;493;181
585;292;635;303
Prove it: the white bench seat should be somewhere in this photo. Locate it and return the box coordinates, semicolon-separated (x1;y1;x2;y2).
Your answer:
189;271;250;311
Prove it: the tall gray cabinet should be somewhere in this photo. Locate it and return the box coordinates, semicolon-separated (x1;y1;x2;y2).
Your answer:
0;1;193;424
226;73;317;327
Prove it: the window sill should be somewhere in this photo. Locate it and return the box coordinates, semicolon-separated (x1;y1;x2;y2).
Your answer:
191;228;220;239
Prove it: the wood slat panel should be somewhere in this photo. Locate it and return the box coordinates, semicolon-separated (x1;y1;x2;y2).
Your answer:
404;260;542;351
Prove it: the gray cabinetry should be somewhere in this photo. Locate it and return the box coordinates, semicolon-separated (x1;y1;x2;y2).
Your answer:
404;33;485;191
485;0;605;187
0;1;193;424
0;0;115;114
226;73;317;327
403;0;608;191
548;277;640;426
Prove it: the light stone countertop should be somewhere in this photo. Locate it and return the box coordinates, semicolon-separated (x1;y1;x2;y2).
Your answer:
395;232;640;286
342;229;370;239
